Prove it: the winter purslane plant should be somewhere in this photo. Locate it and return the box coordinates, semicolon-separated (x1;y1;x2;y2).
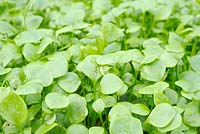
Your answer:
0;0;200;134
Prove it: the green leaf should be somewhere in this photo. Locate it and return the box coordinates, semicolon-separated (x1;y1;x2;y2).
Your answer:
132;0;156;12
189;55;200;72
37;37;52;54
160;52;178;67
45;113;56;125
92;98;105;114
164;88;178;105
165;32;184;53
138;82;169;94
108;104;132;121
5;68;24;88
77;55;101;81
142;45;164;64
92;0;112;19
118;102;150;116
158;112;182;132
116;84;128;96
146;103;176;127
60;3;85;26
110;116;143;134
154;91;170;105
0;67;11;76
175;71;200;92
102;23;124;42
45;92;69;109
2;122;19;134
0;21;16;34
97;49;144;65
15;29;53;46
101;96;117;108
66;94;88;123
46;55;68;78
27;104;41;121
66;124;89;134
26;15;43;30
154;4;173;20
35;123;57;134
89;126;104;134
22;43;40;62
100;73;124;94
1;43;21;67
0;87;27;126
32;0;48;10
58;72;81;93
16;80;43;95
184;101;200;127
141;59;166;82
23;61;54;87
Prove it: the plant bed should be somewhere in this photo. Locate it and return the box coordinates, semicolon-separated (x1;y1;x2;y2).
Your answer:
0;0;200;134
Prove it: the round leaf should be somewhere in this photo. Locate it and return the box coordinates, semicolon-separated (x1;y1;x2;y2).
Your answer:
118;102;150;116
110;116;143;134
138;82;169;94
102;23;124;42
0;88;27;126
26;15;43;30
46;56;68;78
184;101;200;127
158;112;182;132
0;21;16;34
189;55;200;72
45;92;69;109
92;98;105;114
116;84;128;96
175;71;200;92
23;61;54;87
101;96;117;108
100;73;124;94
154;91;170;105
66;94;88;123
108;104;132;121
77;55;101;81
58;72;81;93
146;103;176;127
89;126;104;134
16;80;43;95
66;124;88;134
141;59;166;82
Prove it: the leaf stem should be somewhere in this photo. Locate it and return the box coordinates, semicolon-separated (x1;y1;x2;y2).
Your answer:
98;113;105;128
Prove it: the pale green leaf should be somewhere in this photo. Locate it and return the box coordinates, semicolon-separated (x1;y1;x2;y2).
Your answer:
92;98;105;114
146;103;176;127
141;59;166;82
35;123;57;134
26;15;43;30
45;92;69;109
100;73;124;94
184;101;200;127
66;124;88;134
58;72;81;93
66;94;88;123
138;82;169;94
89;126;104;134
158;112;182;132
0;88;27;126
16;80;43;95
110;116;143;134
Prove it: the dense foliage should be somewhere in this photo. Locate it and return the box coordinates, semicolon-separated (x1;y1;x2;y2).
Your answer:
0;0;200;133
